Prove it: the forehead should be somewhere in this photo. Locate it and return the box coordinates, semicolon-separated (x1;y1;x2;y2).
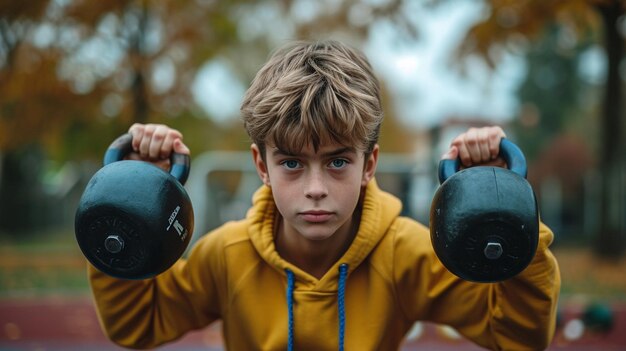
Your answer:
268;141;359;158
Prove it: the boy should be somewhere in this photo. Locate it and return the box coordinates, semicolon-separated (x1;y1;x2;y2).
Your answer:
89;40;560;350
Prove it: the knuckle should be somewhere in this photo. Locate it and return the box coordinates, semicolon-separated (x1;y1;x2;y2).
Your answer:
450;138;463;148
491;126;505;137
129;123;143;132
478;129;489;142
143;127;154;137
489;129;500;140
169;130;182;139
152;132;165;141
460;153;472;165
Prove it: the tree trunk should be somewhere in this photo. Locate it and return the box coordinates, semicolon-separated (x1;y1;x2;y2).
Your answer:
130;0;150;124
594;1;625;258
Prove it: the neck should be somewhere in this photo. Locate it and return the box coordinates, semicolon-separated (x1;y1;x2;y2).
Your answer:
275;212;360;279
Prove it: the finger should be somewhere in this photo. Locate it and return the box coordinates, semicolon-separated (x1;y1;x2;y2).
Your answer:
138;124;156;159
160;134;174;159
487;126;506;160
173;139;191;155
477;127;492;163
128;123;144;152
160;129;183;159
464;128;483;165
451;136;471;167
441;145;459;160
148;125;169;160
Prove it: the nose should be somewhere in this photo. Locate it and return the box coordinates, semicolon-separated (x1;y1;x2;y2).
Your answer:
304;170;328;200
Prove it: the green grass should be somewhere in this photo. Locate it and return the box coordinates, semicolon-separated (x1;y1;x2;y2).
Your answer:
553;246;626;303
0;229;90;297
1;230;625;302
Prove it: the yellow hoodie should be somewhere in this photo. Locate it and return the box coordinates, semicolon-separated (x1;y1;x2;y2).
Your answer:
89;179;560;350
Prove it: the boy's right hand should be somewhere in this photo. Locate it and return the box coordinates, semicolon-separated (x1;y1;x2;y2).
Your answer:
441;126;507;169
127;123;190;171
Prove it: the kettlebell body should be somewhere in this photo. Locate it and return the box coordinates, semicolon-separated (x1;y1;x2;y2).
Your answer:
430;139;539;283
75;134;194;280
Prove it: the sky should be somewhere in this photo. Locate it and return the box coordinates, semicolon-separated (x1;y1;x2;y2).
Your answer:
192;0;526;130
38;0;607;131
364;0;525;129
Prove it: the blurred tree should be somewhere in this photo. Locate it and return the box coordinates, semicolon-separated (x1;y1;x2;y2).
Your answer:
228;0;423;153
0;0;252;233
513;25;596;160
0;0;425;234
1;0;260;157
3;0;622;245
455;0;625;257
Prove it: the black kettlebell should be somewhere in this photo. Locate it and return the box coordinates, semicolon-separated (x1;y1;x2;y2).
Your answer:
430;138;539;283
75;134;194;280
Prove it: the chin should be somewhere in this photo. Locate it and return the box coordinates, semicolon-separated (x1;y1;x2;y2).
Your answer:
298;226;338;241
301;232;335;241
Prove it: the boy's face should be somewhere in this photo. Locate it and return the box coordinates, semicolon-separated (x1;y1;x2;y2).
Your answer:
251;141;378;242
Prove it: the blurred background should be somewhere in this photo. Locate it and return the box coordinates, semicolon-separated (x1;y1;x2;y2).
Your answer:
0;0;624;350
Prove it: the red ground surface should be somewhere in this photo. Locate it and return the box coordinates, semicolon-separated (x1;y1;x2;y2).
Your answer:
1;297;624;350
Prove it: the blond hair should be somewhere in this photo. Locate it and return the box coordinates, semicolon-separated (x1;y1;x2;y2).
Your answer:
241;40;383;158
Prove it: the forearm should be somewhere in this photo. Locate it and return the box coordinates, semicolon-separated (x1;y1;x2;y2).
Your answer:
89;265;163;349
88;259;217;349
489;223;561;350
414;222;560;350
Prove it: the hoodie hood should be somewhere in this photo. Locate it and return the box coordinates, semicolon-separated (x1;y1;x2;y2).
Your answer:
247;178;402;288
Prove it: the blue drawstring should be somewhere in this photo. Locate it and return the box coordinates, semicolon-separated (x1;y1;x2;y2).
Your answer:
286;269;295;351
285;264;349;351
337;264;348;351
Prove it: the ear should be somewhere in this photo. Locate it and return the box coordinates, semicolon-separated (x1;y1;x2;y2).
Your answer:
361;144;379;186
251;144;271;187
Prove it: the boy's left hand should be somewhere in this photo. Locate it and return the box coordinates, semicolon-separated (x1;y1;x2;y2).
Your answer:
441;126;507;168
126;123;191;172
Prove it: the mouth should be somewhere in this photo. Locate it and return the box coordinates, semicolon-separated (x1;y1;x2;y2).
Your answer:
299;210;334;223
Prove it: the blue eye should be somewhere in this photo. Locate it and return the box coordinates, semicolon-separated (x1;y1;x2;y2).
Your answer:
282;160;300;169
330;159;348;169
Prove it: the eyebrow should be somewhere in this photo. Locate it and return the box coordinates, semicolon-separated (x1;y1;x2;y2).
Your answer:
271;146;356;158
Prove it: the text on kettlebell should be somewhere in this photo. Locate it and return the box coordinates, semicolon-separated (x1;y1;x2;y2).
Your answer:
166;206;188;241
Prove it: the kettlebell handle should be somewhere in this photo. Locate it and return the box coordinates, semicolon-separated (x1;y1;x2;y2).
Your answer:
438;138;527;184
103;133;191;185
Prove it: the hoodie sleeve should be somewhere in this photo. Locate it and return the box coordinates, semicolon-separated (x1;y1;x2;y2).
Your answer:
394;221;560;351
88;232;225;349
